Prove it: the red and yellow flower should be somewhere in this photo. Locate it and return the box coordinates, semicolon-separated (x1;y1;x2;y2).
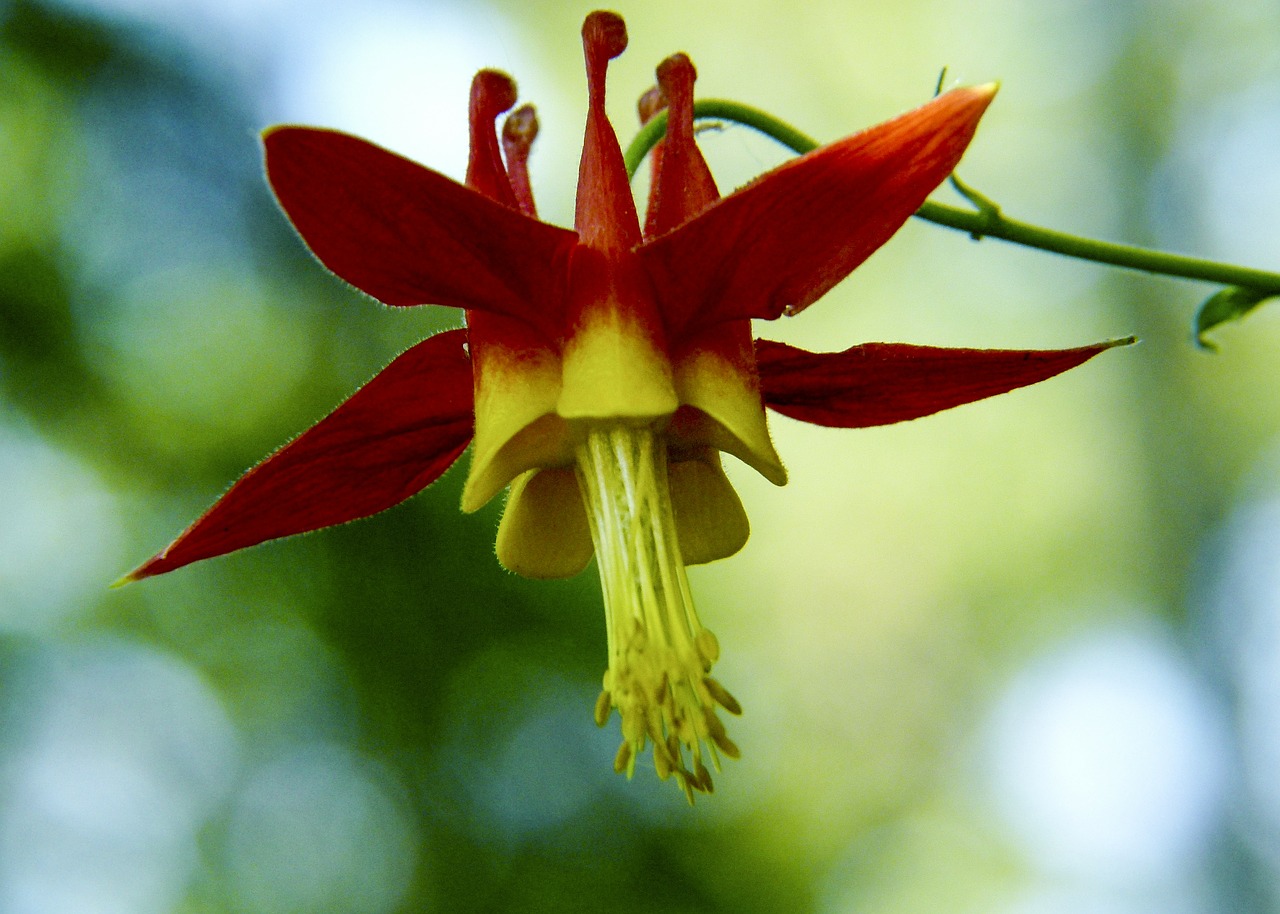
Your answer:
125;12;1124;801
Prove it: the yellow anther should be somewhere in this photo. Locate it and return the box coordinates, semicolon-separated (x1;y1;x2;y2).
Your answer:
711;730;740;759
614;740;634;775
705;677;742;715
695;628;720;666
675;769;696;805
622;710;646;743
594;689;612;727
705;709;726;740
694;760;714;793
654;671;669;703
666;734;682;767
653;741;673;779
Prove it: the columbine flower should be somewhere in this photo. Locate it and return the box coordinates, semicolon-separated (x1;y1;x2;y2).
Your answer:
124;11;1124;801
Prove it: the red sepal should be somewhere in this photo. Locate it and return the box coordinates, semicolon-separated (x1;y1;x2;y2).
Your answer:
126;329;475;580
264;127;576;336
639;87;995;334
643;53;719;239
465;70;521;210
575;11;641;251
503;106;541;219
756;337;1127;428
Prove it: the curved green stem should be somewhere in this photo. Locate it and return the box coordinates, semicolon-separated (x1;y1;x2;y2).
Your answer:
625;101;821;177
623;99;1280;297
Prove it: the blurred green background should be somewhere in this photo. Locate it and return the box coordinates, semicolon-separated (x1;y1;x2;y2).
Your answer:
2;0;1279;911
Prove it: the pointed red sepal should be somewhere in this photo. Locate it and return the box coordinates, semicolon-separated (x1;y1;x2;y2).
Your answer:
263;127;577;336
644;53;719;239
123;329;476;581
756;336;1133;428
639;85;997;334
575;10;641;251
465;69;521;210
503;105;541;218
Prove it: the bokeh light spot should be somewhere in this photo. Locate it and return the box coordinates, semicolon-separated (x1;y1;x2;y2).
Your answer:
0;422;123;632
985;623;1228;882
222;743;419;914
0;638;238;914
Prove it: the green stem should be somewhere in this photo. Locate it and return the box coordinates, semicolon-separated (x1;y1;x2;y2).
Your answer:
623;99;1280;296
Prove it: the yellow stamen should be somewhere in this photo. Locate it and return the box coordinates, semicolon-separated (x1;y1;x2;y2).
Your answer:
574;423;741;803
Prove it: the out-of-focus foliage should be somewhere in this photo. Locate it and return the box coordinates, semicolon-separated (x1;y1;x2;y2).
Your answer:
1;0;1279;912
1195;286;1277;350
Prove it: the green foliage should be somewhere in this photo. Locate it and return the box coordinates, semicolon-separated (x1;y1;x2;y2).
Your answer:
1194;285;1277;350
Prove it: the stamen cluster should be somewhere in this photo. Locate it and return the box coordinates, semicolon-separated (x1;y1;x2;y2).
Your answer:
576;425;741;801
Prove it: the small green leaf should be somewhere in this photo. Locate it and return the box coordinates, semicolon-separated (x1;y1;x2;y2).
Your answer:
1194;286;1277;351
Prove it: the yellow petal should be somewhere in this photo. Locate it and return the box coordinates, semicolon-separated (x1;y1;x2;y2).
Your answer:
557;313;678;422
495;467;593;578
671;323;786;486
670;449;750;564
463;320;569;513
556;249;679;422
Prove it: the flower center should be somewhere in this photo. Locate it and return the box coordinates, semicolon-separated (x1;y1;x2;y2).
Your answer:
574;423;742;802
